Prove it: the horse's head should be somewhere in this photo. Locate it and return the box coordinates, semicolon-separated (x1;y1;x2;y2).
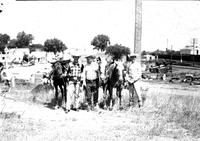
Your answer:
51;61;63;77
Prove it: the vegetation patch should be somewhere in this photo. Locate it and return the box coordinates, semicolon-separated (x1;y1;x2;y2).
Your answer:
146;93;200;139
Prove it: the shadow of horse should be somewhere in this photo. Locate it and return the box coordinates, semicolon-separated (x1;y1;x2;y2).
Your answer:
31;82;69;111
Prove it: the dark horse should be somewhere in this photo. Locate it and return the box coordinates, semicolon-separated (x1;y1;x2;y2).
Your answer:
49;60;70;110
103;62;123;110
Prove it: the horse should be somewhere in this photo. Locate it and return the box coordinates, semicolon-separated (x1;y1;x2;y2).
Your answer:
49;60;70;110
103;61;124;110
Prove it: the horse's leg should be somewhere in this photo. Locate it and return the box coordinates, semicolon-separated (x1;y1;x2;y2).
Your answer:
54;83;59;108
108;85;113;110
94;79;99;108
64;82;67;110
117;85;122;109
103;83;108;109
58;83;64;108
128;83;132;106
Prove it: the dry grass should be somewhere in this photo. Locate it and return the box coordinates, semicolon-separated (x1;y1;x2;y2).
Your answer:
31;83;54;104
1;81;200;140
144;88;200;139
0;112;45;141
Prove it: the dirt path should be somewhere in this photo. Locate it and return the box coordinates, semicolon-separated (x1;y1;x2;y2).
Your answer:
0;81;199;141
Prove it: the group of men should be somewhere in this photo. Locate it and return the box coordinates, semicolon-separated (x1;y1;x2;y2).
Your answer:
50;52;143;112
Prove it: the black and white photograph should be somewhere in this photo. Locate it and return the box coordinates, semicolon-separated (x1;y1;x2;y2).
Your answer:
0;0;200;140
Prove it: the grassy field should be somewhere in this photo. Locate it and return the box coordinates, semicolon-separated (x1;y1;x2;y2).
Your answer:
0;79;200;141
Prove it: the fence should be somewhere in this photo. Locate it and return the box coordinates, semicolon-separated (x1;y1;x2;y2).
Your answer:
157;54;200;67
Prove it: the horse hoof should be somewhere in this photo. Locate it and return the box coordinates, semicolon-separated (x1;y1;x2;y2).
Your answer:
65;109;70;113
119;106;123;110
138;104;143;108
86;107;90;112
74;108;79;112
103;106;108;110
55;106;59;109
108;107;113;111
62;107;66;111
138;101;143;108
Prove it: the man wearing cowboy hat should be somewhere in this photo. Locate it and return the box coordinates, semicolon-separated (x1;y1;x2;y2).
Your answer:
83;55;100;111
125;52;143;108
66;54;84;112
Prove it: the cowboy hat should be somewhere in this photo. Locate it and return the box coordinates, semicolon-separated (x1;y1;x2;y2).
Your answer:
127;53;139;61
85;55;95;60
129;52;138;58
71;55;81;60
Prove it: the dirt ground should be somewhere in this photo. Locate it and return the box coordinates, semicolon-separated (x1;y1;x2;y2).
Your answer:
0;80;200;141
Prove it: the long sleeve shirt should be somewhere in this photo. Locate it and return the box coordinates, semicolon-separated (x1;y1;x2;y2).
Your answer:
126;61;142;83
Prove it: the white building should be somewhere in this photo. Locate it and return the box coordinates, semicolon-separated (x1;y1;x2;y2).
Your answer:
142;54;156;61
31;51;47;63
180;46;200;55
8;48;30;63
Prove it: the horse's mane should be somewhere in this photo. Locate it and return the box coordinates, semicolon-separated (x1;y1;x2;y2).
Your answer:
111;64;120;83
107;63;120;86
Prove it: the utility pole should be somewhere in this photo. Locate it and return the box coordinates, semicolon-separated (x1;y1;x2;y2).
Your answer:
171;45;173;62
167;39;168;50
134;0;142;63
192;38;196;67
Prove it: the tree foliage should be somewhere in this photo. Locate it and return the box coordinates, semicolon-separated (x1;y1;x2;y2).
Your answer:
142;50;147;55
7;39;17;49
29;44;44;52
105;44;130;60
0;33;10;52
91;34;110;51
44;38;67;54
15;31;34;48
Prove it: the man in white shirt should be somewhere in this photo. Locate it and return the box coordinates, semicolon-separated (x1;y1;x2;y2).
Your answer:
125;53;143;108
83;55;100;111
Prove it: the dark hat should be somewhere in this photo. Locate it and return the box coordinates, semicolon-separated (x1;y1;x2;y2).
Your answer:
129;53;138;58
127;53;138;61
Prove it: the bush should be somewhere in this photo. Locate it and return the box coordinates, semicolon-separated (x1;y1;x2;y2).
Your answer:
105;44;130;60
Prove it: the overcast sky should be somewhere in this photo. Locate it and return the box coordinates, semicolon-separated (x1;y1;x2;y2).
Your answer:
143;1;200;51
0;0;135;52
0;0;200;52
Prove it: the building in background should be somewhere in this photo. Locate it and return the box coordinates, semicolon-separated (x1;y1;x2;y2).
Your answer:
142;54;156;61
180;45;200;55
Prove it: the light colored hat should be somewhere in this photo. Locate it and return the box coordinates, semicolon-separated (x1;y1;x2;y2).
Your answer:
72;55;81;59
63;54;72;61
85;55;95;60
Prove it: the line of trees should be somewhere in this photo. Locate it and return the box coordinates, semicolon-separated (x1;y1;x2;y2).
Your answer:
91;34;130;60
0;31;67;54
0;32;131;60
